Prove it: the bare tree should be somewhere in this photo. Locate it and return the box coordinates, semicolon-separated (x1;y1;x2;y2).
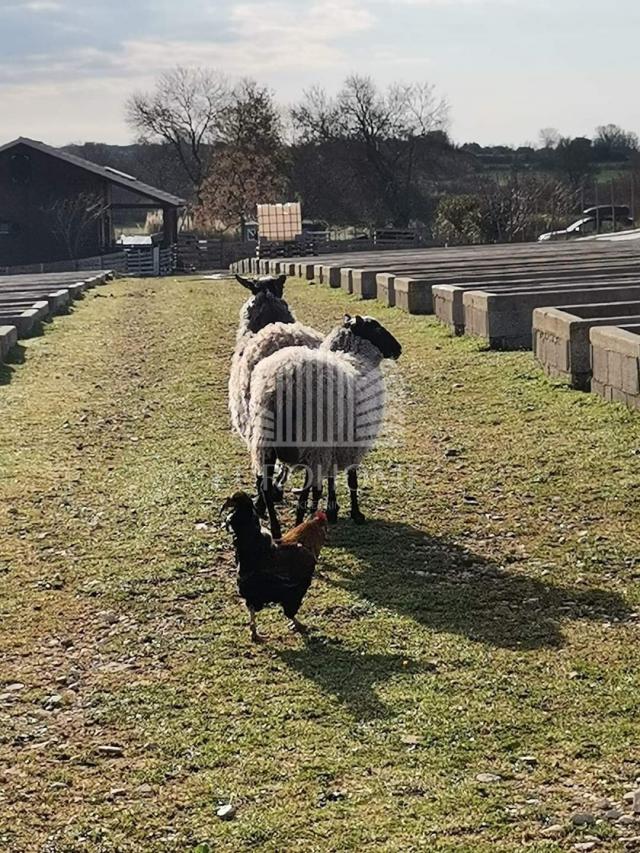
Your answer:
539;127;561;149
292;75;449;227
198;80;288;233
126;67;230;200
41;192;109;260
593;124;639;161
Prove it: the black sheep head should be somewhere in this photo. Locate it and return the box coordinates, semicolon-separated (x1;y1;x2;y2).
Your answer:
236;275;293;332
343;314;402;360
235;274;287;299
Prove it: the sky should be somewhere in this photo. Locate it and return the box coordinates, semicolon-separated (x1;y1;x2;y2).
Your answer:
0;0;638;148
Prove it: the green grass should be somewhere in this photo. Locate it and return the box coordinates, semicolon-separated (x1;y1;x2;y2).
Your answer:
1;275;639;852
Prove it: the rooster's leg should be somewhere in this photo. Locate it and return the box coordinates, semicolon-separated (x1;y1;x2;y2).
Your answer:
348;467;366;524
289;616;308;635
327;477;339;524
248;606;262;643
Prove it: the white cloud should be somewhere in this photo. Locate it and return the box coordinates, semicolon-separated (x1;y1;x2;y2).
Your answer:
10;0;65;10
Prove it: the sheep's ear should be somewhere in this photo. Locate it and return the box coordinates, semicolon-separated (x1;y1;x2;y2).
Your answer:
343;313;352;327
236;275;257;294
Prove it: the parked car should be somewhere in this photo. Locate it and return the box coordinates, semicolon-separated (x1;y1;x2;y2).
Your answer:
538;205;634;242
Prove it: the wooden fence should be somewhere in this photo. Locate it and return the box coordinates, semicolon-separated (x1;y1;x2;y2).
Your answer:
0;251;127;276
177;235;258;271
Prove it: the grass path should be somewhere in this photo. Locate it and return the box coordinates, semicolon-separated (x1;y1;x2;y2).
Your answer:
1;276;639;852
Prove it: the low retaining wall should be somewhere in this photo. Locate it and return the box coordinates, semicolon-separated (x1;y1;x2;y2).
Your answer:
533;302;640;389
434;272;640;336
591;325;640;409
463;283;640;349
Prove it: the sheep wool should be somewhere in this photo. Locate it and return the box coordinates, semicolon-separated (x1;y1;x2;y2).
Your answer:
247;321;395;486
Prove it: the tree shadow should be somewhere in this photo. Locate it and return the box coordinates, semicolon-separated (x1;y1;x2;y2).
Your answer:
0;344;26;385
321;519;630;652
276;636;428;720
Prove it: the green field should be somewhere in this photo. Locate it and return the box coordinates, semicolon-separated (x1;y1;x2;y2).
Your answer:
1;275;639;852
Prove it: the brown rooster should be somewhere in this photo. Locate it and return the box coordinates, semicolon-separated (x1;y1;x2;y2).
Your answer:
221;492;323;642
279;511;328;558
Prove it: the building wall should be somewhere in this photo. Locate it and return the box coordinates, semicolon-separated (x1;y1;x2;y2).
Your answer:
0;143;110;266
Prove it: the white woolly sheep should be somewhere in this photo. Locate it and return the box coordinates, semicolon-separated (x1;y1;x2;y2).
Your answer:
228;274;323;441
246;314;402;538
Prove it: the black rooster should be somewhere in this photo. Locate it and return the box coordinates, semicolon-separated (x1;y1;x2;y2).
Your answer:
221;491;317;642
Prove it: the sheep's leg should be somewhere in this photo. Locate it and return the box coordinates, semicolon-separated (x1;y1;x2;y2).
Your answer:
261;453;282;540
293;466;313;524
295;487;310;525
348;467;366;524
272;464;289;503
326;477;339;524
254;475;266;517
310;486;323;515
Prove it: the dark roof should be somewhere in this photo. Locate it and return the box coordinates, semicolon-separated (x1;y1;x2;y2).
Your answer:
0;137;185;207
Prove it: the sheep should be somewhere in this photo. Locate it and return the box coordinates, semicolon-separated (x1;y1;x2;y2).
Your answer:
229;274;293;436
229;274;323;442
246;314;402;538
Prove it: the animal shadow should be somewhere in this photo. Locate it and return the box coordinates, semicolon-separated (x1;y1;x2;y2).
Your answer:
324;519;630;651
277;636;428;720
0;344;27;385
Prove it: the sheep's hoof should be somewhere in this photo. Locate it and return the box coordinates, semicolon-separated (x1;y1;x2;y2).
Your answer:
351;510;366;525
326;506;339;524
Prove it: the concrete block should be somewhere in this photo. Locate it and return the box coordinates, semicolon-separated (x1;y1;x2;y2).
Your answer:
341;269;353;294
302;263;316;281
313;264;324;284
533;302;640;389
351;269;378;300
0;308;42;337
590;325;640;411
322;266;342;288
464;285;640;350
376;273;396;307
433;284;466;334
0;325;18;361
394;278;433;314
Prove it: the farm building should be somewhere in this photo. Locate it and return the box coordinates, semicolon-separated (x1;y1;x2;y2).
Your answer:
0;137;185;270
